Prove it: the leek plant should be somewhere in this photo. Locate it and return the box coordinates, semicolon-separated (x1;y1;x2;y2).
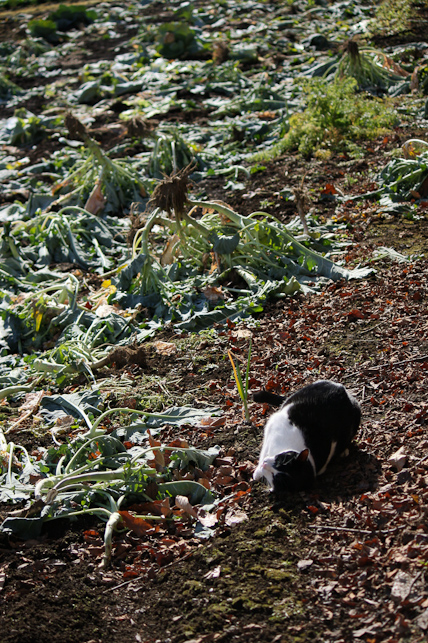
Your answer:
228;340;252;422
335;40;409;91
51;114;148;213
1;403;220;566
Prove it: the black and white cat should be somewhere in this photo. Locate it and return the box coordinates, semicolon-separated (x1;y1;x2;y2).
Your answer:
253;380;361;494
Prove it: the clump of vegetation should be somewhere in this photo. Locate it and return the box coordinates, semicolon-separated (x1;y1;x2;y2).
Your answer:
48;4;96;31
156;22;199;59
149;129;200;178
370;0;428;37
7;108;56;145
335;40;409;91
0;71;21;99
52;113;148;214
28;19;60;44
372;139;428;200
276;77;399;158
1;0;49;7
28;4;96;44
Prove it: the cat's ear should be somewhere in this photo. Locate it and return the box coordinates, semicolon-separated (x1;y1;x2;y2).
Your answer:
297;449;309;462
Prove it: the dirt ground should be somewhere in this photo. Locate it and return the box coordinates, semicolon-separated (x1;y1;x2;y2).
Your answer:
1;167;428;642
1;1;428;642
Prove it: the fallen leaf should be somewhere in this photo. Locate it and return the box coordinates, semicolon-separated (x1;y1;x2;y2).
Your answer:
224;509;248;526
297;559;313;571
160;498;172;518
148;431;164;468
197;509;218;528
84;179;106;215
154;341;177;356
388;446;407;472
202;286;225;302
198;416;226;428
160;234;180;266
204;565;221;580
18;390;46;412
175;495;198;519
322;183;337;195
118;511;155;536
416;607;428;630
232;328;252;339
348;309;365;320
95;304;118;318
391;570;416;602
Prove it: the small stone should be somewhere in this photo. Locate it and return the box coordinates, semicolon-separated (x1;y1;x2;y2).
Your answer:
297;559;313;571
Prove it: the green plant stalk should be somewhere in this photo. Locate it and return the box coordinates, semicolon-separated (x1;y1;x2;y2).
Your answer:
64;434;126;474
82;405;213;440
244;339;252;400
0;376;44;401
228;343;251;422
37;464;157;500
188;199;339;277
44;506;114;523
102;511;123;568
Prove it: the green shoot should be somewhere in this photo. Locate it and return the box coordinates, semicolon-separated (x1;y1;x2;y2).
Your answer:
228;339;252;422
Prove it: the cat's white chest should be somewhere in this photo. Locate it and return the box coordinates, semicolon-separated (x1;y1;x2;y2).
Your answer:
259;405;306;459
253;405;310;487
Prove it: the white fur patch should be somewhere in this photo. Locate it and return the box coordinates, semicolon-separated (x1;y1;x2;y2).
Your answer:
317;440;337;475
253;405;316;485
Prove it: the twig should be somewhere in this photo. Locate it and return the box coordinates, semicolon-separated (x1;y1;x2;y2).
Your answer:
356;321;386;336
307;524;407;536
103;550;194;593
343;354;428;379
5;409;34;434
414;453;428;467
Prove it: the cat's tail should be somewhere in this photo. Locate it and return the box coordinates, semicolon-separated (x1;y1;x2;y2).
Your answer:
253;390;285;406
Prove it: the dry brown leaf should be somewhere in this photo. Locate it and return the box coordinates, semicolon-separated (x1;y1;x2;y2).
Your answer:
204;565;221;580
391;570;417;602
175;495;198;519
202;286;225;302
197;509;218;528
84;179;106;215
7;390;47;432
160;498;172;518
197;477;211;490
160;234;180;266
148;431;164;468
154;340;177;356
224;509;248;527
18;390;46;412
388;446;407;472
55;415;75;428
214;475;234;485
410;67;419;91
198;416;226;428
217;465;233;476
118;510;155;536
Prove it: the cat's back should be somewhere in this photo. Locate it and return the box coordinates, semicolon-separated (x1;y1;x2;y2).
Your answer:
285;380;360;432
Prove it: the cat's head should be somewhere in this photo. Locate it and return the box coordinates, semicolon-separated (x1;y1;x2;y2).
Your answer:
254;449;315;494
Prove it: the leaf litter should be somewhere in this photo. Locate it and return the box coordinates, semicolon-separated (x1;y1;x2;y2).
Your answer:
0;0;428;642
